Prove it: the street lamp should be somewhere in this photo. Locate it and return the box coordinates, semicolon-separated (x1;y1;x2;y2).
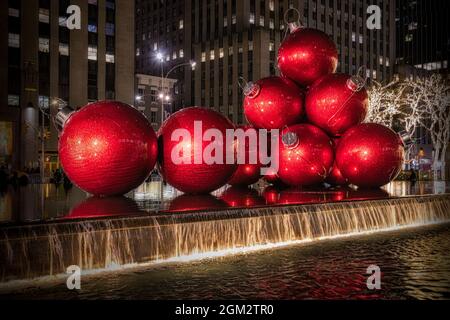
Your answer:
159;59;197;123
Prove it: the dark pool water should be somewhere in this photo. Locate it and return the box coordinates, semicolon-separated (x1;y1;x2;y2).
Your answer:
3;223;449;300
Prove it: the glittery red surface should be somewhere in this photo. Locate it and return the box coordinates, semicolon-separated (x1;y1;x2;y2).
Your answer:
278;28;338;87
59;101;158;196
306;73;369;137
243;76;305;129
336;123;405;188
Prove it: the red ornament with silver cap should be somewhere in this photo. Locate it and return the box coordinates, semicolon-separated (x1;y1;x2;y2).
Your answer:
57;101;158;196
158;107;237;194
242;76;305;129
335;123;406;188
305;69;369;137
277;9;338;87
278;124;334;187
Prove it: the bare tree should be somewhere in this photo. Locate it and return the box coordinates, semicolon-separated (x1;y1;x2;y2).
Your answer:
403;75;450;180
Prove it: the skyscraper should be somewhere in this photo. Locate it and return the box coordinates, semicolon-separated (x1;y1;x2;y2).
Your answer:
395;0;449;77
0;0;135;171
136;0;396;126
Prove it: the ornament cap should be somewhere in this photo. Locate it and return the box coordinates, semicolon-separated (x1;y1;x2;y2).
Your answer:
398;131;413;148
347;66;368;92
288;22;302;33
55;106;74;131
347;75;365;92
243;81;261;99
282;131;299;148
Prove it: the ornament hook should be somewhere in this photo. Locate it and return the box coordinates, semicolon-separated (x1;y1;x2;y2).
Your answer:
283;8;303;34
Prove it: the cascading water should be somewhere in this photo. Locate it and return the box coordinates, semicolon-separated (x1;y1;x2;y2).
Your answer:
0;195;449;283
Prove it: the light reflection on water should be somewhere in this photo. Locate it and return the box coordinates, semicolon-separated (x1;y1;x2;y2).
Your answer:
0;181;448;224
3;224;449;300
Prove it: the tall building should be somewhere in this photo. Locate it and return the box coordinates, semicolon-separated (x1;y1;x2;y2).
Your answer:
395;0;449;77
136;0;396;125
0;0;135;172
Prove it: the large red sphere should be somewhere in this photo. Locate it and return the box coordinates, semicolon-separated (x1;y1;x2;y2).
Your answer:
336;123;405;188
59;101;158;196
278;27;338;87
227;126;262;186
306;73;369;137
278;124;334;187
243;76;304;129
158;107;237;194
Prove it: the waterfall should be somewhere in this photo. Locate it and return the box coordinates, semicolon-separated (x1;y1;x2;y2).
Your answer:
0;195;449;283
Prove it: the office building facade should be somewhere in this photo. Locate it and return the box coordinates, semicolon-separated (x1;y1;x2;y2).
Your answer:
0;0;135;171
136;0;395;124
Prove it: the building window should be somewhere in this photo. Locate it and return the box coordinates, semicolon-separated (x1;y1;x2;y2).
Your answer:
88;24;98;33
201;52;206;62
106;0;115;10
106;53;115;63
153;42;158;51
269;42;275;51
179;49;184;58
59;43;69;56
39;8;49;23
8;33;20;48
39;96;50;109
248;41;253;51
39;37;50;52
259;16;265;26
105;23;115;36
249;13;255;24
219;48;224;58
224;19;228;27
210;50;215;60
179;19;184;29
8;95;20;106
269;0;275;11
232;14;236;24
88;46;98;60
8;8;20;17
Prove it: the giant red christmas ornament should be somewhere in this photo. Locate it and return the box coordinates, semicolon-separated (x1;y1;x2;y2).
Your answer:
326;138;348;186
278;124;334;187
278;26;338;87
243;76;304;129
158;107;237;194
305;73;369;137
227;126;262;186
58;101;158;196
336;123;405;188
